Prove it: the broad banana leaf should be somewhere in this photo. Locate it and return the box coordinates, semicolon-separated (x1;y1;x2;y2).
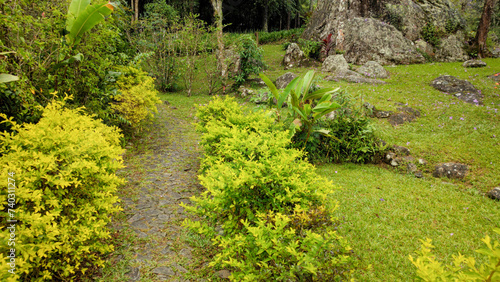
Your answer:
293;107;308;122
259;72;279;100
278;76;299;107
0;74;19;83
313;102;341;120
290;89;299;109
298;70;316;100
68;3;114;46
304;87;340;101
66;0;91;32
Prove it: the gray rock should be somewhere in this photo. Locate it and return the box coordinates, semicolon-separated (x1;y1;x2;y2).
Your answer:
390;158;400;167
357;61;389;78
393;145;410;156
388;107;419;126
322;54;349;73
433;163;468;179
304;0;465;43
275;72;298;89
431;75;483;105
418;158;428;165
218;270;231;279
179;248;193;259
462;59;487;68
385;152;396;164
435;34;469;62
375;111;393;118
325;69;385;84
247;77;267;87
415;171;424;178
487;187;500;200
415;39;434;57
172;263;188;273
283;43;305;70
492;47;500;58
407;163;418;173
152;266;174;276
127;266;141;281
341;18;426;65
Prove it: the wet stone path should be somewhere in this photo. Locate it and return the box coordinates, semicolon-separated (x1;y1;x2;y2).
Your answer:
108;103;208;281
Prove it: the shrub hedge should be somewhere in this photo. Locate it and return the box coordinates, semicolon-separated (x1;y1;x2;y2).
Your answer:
0;99;125;281
183;96;357;280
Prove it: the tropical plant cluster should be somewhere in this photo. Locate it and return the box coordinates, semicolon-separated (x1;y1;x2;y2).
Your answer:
0;100;125;281
0;0;135;132
183;96;357;280
259;71;386;164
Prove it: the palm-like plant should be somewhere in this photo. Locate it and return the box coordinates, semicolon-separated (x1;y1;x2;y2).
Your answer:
260;70;341;145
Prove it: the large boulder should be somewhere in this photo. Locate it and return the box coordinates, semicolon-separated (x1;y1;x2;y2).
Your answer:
324;69;386;84
321;54;349;72
275;72;298;89
357;61;389;78
434;34;469;62
340;18;425;65
302;0;466;64
283;43;305;70
431;75;483;105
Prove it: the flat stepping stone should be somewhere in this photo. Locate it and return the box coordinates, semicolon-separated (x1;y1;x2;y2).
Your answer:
152;266;174;276
431;75;483;105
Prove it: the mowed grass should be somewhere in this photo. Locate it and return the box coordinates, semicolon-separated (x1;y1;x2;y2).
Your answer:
257;44;500;280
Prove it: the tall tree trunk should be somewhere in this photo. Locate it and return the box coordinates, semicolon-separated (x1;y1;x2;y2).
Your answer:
131;0;135;23
310;0;314;12
263;1;269;32
134;0;139;22
210;0;227;91
474;0;496;58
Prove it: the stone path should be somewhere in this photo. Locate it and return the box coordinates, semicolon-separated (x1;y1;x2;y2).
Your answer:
107;103;209;281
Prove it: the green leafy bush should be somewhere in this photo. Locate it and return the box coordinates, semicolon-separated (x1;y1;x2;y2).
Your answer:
421;22;441;47
183;96;356;280
112;66;161;134
258;28;304;44
0;99;125;281
213;210;356;281
409;228;500;281
0;0;130;131
233;35;265;85
293;92;386;164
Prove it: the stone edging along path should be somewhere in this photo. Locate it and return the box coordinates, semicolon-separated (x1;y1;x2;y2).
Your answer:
103;103;212;281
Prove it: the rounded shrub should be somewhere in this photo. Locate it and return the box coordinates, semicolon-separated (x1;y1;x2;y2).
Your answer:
0;99;125;281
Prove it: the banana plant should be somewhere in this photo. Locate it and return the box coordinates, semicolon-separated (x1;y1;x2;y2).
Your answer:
66;0;115;47
289;70;341;146
0;52;19;83
259;72;300;121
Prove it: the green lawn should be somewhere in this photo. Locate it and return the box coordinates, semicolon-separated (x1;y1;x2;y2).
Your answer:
256;44;500;280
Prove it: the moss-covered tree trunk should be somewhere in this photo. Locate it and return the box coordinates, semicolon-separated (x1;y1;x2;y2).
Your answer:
210;0;227;92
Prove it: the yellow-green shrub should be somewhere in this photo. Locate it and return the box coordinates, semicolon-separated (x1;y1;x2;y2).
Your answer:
213;210;355;281
0;99;125;281
112;66;161;133
409;228;500;281
183;96;357;280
